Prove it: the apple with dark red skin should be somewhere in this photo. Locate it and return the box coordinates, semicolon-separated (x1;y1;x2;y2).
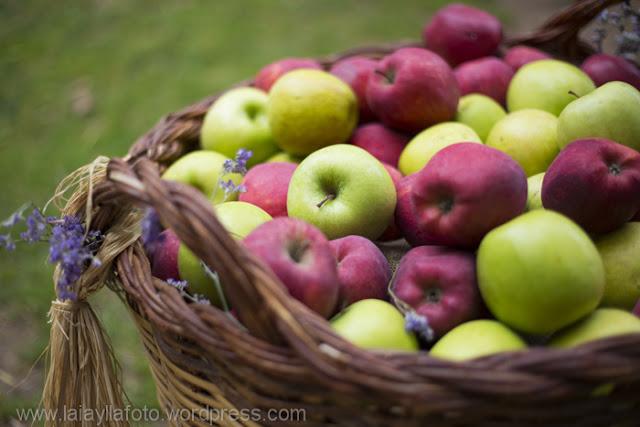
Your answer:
634;299;640;317
378;163;403;241
454;57;514;105
582;54;640;90
394;174;432;246
243;217;339;318
412;143;527;248
423;3;502;67
392;245;482;338
366;47;459;133
503;45;551;70
350;123;409;168
330;235;391;308
239;162;297;217
330;56;378;122
150;229;181;281
254;58;322;92
542;138;640;234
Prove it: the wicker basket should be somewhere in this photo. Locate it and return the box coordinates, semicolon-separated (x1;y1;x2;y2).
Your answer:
43;1;640;426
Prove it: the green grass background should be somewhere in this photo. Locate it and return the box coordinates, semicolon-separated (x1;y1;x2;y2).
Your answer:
0;0;515;423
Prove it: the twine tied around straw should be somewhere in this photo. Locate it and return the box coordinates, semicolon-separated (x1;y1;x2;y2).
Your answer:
41;157;143;427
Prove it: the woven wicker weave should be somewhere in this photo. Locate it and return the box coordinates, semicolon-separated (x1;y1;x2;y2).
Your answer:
54;1;640;425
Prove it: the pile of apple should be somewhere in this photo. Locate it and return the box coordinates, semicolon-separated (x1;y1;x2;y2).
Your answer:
149;3;640;361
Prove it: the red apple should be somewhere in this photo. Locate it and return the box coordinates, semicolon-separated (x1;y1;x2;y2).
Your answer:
366;47;459;133
378;163;404;241
330;56;378;122
254;58;322;92
243;217;339;317
350;123;409;168
454;57;514;105
239;162;297;217
503;45;551;70
150;229;181;281
392;245;482;338
412;143;527;248
541;138;640;234
634;299;640;317
395;174;431;246
581;53;640;90
330;235;391;308
423;3;502;67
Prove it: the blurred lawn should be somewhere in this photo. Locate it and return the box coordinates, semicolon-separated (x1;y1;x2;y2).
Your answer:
0;0;509;423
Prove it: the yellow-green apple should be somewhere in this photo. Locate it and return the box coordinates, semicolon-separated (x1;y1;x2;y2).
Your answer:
243;218;339;318
330;299;419;351
266;152;302;164
454;57;514;105
399;122;481;175
478;210;605;335
595;223;640;310
178;244;223;306
350;123;409;168
503;45;551;70
330;56;378;122
392;246;482;338
200;87;277;165
422;4;502;67
287;145;396;240
214;201;272;239
581;53;640;90
486;109;559;176
549;308;640;348
239;162;297;217
161;150;242;204
395;174;431;246
430;319;526;361
366;47;459;133
254;57;322;92
411;143;527;248
557;82;640;151
507;59;595;116
330;235;391;308
541;138;640;234
268;69;358;156
526;172;545;211
455;93;506;141
150;229;180;281
378;163;403;241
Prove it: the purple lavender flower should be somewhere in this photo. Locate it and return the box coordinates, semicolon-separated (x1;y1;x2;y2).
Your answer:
0;234;16;251
219;179;247;198
20;208;48;243
48;216;102;301
192;294;211;305
404;311;434;342
141;207;162;254
222;148;253;175
167;278;188;291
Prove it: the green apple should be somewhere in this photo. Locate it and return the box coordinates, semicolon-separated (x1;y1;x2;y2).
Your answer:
214;201;272;239
268;69;358;156
595;223;640;310
178;244;223;307
455;94;506;141
557;81;640;151
266;151;303;164
526;172;545;210
430;320;526;361
507;59;595;116
162;150;242;204
478;210;605;335
486;109;559;176
330;299;419;351
287;144;396;240
549;308;640;348
200;87;278;166
398;122;481;175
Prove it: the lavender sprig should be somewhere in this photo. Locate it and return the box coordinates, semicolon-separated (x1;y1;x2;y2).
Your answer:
141;207;163;254
404;311;434;342
213;148;252;202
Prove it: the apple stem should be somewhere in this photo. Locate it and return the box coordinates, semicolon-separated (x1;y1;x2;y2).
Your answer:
374;69;395;84
316;194;336;208
568;90;580;99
